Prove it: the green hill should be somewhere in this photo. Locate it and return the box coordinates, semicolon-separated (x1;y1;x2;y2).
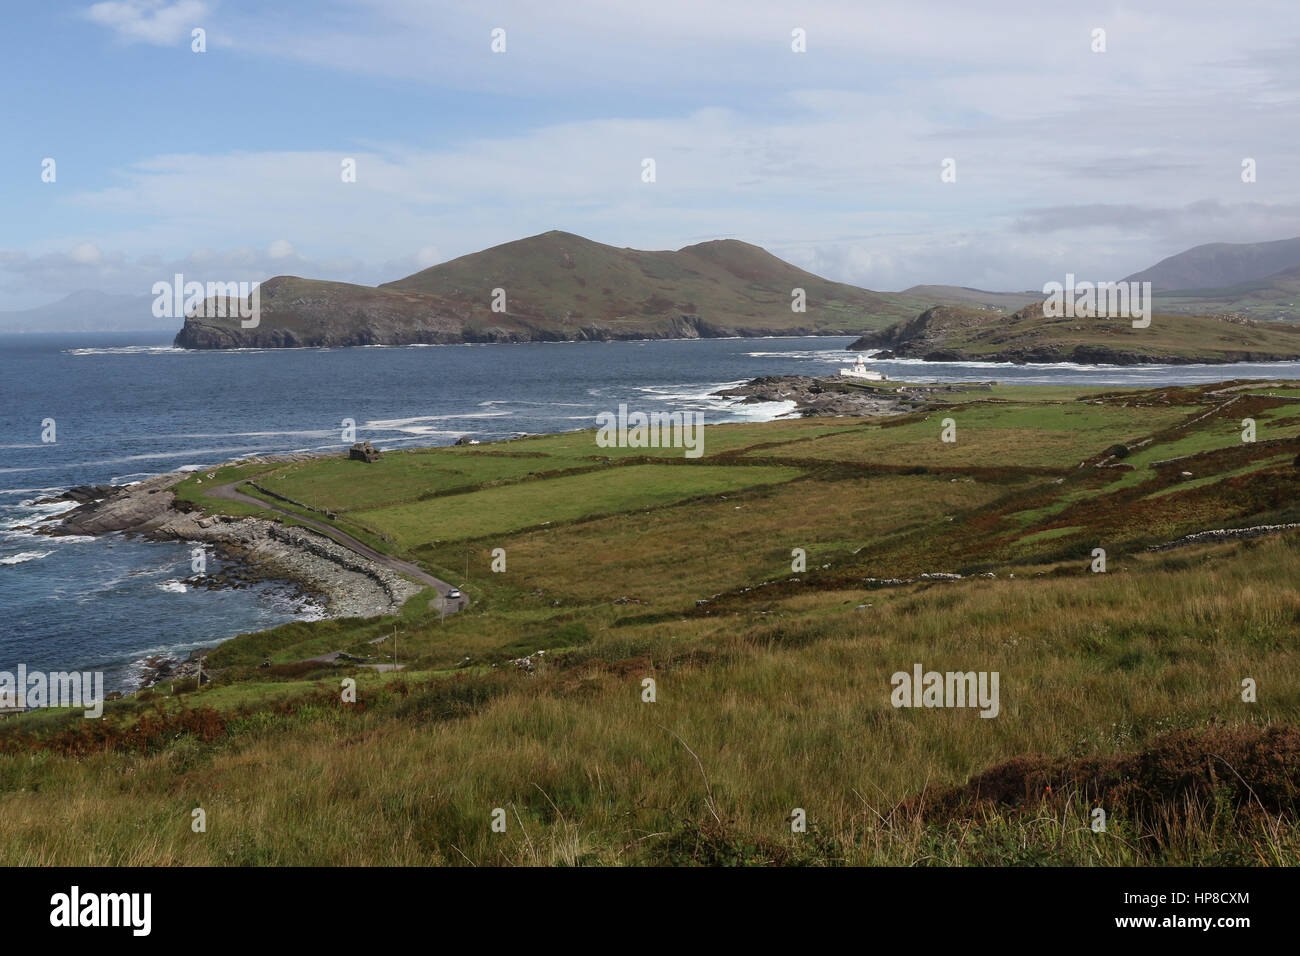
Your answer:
900;284;1044;312
174;231;935;349
1149;264;1300;322
850;304;1300;364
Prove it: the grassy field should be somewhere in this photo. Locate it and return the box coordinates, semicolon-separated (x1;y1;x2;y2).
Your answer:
351;463;803;548
3;379;1298;866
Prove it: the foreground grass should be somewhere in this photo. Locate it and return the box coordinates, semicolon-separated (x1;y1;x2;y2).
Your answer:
0;535;1296;865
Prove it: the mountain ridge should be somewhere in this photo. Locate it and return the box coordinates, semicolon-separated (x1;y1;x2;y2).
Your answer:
173;231;936;349
1124;236;1300;291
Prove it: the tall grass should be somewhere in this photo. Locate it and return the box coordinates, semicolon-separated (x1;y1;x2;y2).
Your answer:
1;536;1296;865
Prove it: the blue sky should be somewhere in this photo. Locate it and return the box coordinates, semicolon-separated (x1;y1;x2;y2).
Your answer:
3;0;1299;308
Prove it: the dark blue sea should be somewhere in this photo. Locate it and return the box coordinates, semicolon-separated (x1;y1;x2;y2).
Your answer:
5;330;1300;692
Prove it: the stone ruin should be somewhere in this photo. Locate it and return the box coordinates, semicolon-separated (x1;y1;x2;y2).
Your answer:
349;441;381;462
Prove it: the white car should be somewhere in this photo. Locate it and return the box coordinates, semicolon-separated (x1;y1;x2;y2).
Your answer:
447;588;462;600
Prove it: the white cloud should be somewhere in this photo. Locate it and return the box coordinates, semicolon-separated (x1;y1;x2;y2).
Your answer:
84;0;210;46
70;242;103;265
48;0;1300;302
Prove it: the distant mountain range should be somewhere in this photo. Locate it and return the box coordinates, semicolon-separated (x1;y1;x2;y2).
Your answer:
1123;237;1300;290
0;290;160;333
898;236;1300;323
173;231;940;348
10;232;1300;343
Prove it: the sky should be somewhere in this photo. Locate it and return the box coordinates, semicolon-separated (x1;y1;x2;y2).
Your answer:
2;0;1298;309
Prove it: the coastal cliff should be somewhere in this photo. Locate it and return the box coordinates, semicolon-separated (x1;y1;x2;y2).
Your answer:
848;304;1300;365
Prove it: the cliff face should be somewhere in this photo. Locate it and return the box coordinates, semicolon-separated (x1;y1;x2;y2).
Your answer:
848;306;978;353
173;231;925;349
172;275;468;349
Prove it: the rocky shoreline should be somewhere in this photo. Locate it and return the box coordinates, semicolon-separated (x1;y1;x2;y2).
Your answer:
714;375;992;417
174;314;861;349
40;465;424;623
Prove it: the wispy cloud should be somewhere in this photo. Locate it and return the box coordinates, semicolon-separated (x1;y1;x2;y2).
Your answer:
6;0;1289;309
84;0;211;46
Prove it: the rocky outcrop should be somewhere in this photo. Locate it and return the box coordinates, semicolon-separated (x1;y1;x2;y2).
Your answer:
44;474;421;618
714;375;989;418
54;473;184;536
714;375;906;417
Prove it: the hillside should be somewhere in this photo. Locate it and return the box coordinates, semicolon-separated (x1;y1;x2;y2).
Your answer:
849;304;1300;364
1125;236;1300;291
7;379;1300;865
174;231;934;349
901;284;1044;312
1149;263;1300;322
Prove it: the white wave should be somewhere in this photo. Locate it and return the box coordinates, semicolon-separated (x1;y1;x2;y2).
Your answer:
0;486;67;497
366;411;514;428
0;550;53;566
157;580;188;594
723;400;799;421
132;429;337;441
477;400;589;408
2;444;271;475
631;381;749;404
64;345;185;356
17;499;77;516
377;428;466;439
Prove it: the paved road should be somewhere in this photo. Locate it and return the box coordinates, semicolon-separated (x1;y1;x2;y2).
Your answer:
207;480;466;614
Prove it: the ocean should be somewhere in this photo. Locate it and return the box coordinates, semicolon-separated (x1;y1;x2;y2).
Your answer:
5;330;1300;692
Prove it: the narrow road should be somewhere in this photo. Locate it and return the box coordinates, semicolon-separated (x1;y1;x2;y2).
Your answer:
207;480;466;614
